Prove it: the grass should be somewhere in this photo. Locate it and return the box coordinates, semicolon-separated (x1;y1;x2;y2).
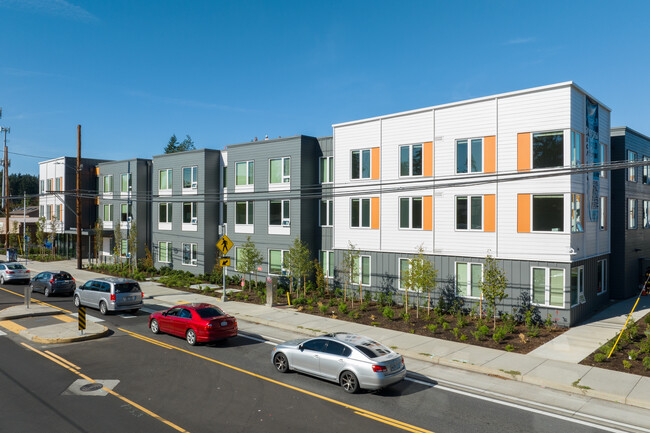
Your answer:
572;379;591;390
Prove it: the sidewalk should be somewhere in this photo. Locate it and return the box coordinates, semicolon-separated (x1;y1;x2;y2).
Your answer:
9;259;650;410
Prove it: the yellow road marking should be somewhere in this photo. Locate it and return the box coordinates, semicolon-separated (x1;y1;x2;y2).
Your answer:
175;300;190;304
21;343;190;433
128;332;175;350
0;287;72;314
0;320;27;334
53;314;76;323
119;328;435;433
44;350;81;370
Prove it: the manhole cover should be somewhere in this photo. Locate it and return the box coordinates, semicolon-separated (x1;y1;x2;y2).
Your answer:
80;383;103;392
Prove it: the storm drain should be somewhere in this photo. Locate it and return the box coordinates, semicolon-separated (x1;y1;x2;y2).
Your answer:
63;379;119;397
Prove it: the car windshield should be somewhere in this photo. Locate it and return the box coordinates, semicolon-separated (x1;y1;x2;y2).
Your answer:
114;283;140;293
7;264;26;270
53;273;72;280
195;307;225;318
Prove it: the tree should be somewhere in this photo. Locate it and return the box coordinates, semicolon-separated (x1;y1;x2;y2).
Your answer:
36;217;46;255
113;223;122;266
48;217;57;257
284;238;313;297
128;219;138;271
314;259;326;297
93;219;103;264
479;255;509;329
340;241;360;304
164;134;196;154
8;173;38;206
406;245;438;318
235;236;262;291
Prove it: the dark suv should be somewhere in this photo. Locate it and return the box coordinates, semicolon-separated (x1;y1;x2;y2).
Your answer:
30;271;76;296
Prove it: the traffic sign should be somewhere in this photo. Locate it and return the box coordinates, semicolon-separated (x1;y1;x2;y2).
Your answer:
216;235;233;255
220;257;231;267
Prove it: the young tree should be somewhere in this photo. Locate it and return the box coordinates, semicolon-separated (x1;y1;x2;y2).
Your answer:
10;221;19;250
128;219;138;271
36;217;46;256
479;255;509;329
408;245;438;318
340;241;359;304
314;259;326;297
284;238;313;297
235;236;263;290
93;219;103;265
48;217;58;258
164;134;196;154
113;223;122;266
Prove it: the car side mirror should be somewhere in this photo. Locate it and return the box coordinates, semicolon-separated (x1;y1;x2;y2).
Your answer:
299;344;304;351
162;312;167;316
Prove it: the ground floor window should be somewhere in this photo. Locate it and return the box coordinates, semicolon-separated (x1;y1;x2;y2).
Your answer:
320;250;334;278
456;262;483;298
158;241;171;263
351;255;370;286
570;266;584;306
120;239;128;257
597;259;607;294
183;243;197;266
269;249;288;275
532;267;564;307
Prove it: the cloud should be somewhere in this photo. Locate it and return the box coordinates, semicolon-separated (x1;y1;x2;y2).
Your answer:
125;90;254;114
0;0;98;23
503;37;536;45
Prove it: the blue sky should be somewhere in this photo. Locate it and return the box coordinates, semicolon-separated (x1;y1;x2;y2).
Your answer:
1;0;649;175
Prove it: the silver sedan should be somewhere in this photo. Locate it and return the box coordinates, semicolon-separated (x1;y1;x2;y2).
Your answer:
271;332;406;393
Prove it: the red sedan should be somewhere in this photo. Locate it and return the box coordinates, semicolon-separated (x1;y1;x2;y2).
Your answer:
149;303;237;345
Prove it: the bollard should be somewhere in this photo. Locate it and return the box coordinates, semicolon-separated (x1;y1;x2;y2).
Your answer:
78;306;86;335
24;285;31;309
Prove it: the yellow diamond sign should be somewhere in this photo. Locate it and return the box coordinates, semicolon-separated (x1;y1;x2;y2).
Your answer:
217;235;233;255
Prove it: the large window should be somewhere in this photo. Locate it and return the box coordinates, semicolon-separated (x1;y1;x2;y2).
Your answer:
570;131;582;167
351;255;371;286
55;177;62;191
532;267;564;307
120;203;130;223
183;243;198;266
320;200;333;227
269;200;290;226
47;204;53;221
103;175;113;193
571;194;583;233
159;169;172;192
158;241;171;263
533;131;563;169
533;195;564;232
236;161;254;186
269;249;287;275
570;266;584;306
183;166;198;190
600;196;607;231
55;205;62;220
350;198;371;228
400;197;422;229
629;198;637;229
320;250;334;278
456;196;482;230
597;259;607;294
121;173;132;193
235;201;254;225
182;202;198;224
103;204;113;222
456;262;483;298
270;157;290;184
628;150;637;182
456;139;482;174
159;202;172;223
320;157;333;183
400;144;423;177
644;201;650;229
121;239;128;257
351;149;371;180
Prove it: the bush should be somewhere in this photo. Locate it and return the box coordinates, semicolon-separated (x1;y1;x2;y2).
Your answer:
623;360;632;369
401;312;410;322
459;334;468;341
451;327;461;339
471;325;490;341
639;339;650;354
319;305;328;314
382;306;395;320
527;324;540;338
456;313;468;328
442;321;450;331
492;326;507;343
359;302;369;312
426;324;438;333
643;356;650;371
505;344;515;352
338;302;349;315
594;353;607;362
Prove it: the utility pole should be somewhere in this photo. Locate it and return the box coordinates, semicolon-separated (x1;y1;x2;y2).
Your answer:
1;125;10;251
23;191;27;264
76;125;82;270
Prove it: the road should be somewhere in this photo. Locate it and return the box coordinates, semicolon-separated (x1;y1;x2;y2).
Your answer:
0;283;643;433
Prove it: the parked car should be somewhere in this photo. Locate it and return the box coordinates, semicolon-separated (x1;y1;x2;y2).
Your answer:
0;262;31;285
271;332;406;393
149;303;238;346
73;277;143;315
30;271;76;297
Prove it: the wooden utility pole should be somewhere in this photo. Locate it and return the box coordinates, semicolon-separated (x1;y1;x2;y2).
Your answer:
4;140;8;250
76;125;82;270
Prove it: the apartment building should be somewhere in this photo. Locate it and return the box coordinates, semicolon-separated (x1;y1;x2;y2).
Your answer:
610;127;650;299
97;158;152;262
151;149;222;274
332;82;611;326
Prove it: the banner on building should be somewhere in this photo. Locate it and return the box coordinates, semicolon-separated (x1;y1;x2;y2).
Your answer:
586;97;600;222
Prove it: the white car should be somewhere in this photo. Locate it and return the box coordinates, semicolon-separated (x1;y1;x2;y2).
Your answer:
0;262;31;284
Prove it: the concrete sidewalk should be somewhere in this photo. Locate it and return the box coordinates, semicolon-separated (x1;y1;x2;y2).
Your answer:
9;258;650;410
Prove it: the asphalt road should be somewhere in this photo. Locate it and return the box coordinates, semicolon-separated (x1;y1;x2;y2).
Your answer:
0;283;627;433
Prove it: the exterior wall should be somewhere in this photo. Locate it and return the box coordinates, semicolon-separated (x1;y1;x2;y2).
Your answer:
611;127;650;299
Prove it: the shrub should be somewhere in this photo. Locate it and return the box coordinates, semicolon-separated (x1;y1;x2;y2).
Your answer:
501;313;517;334
623;360;632;369
338;302;349;315
459;334;468;341
639;339;650;354
594;353;607;362
327;298;337;308
492;326;507;343
628;349;639;361
371;322;380;326
401;312;410;322
382;306;395;320
456;313;468;328
598;343;613;355
359;302;369;312
505;344;515;352
451;327;461;339
319;305;328;314
643;356;650;371
442;322;450;331
471;325;490;341
526;324;540;338
348;311;359;319
426;324;438;333
645;314;650;326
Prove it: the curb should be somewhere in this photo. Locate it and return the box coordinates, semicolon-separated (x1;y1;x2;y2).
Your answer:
21;325;111;344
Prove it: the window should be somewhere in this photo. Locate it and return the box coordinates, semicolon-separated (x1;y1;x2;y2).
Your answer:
320;251;334;278
121;173;132;193
629;198;637;229
183;243;198;266
48;178;53;192
39;205;44;217
400;197;423;229
269;249;287;275
400;144;423;176
159;169;172;192
570;131;582;167
320;157;333;183
644;201;650;229
351;255;370;286
320;200;333;227
456;139;482;174
350;198;371;228
571;194;583;233
456;262;483;298
600;143;608;178
269;200;290;226
600;196;607;231
351;149;371;180
183;202;198;224
223;166;227;188
597;259;607;294
532;267;564;307
235;201;254;225
120;204;130;223
159;203;172;227
55;177;62;191
182;166;198;190
158;241;171;263
121;239;128;257
47;204;53;220
269;157;290;184
55;205;61;220
103;204;113;222
40;180;44;193
103;175;113;193
570;266;584;306
533;131;563;169
399;259;411;290
456;196;482;230
533;195;564;232
628;150;637;182
644;156;650;184
235;161;254;186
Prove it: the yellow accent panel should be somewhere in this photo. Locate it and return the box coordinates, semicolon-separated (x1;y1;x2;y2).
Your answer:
423;196;433;231
423;142;433;177
371;197;380;229
517;194;531;233
484;195;495;232
0;320;27;334
371;147;380;180
484;136;496;173
517;133;531;171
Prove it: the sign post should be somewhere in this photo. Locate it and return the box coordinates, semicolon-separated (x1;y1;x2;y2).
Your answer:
216;234;233;302
78;306;86;335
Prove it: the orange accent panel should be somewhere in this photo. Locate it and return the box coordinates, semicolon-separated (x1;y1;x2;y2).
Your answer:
95;197;99;205
371;147;380;180
484;136;496;173
517;194;531;233
423;142;433;177
371;197;380;229
94;167;100;175
517;133;531;171
423;196;433;231
484;194;495;232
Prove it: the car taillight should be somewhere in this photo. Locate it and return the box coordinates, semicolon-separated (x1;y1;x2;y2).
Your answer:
26;270;30;273
6;271;13;274
110;294;116;301
401;356;405;367
141;291;144;299
372;365;387;373
206;323;213;328
50;279;55;284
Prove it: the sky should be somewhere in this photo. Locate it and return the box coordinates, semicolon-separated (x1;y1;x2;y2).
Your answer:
1;0;649;176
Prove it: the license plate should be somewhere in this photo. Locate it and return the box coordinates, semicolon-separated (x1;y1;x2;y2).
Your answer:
221;321;228;327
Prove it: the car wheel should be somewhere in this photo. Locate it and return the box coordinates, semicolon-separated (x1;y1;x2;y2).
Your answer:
340;371;360;394
0;276;5;284
73;295;81;307
99;301;108;315
186;329;197;346
150;319;160;334
273;352;289;373
44;287;51;297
